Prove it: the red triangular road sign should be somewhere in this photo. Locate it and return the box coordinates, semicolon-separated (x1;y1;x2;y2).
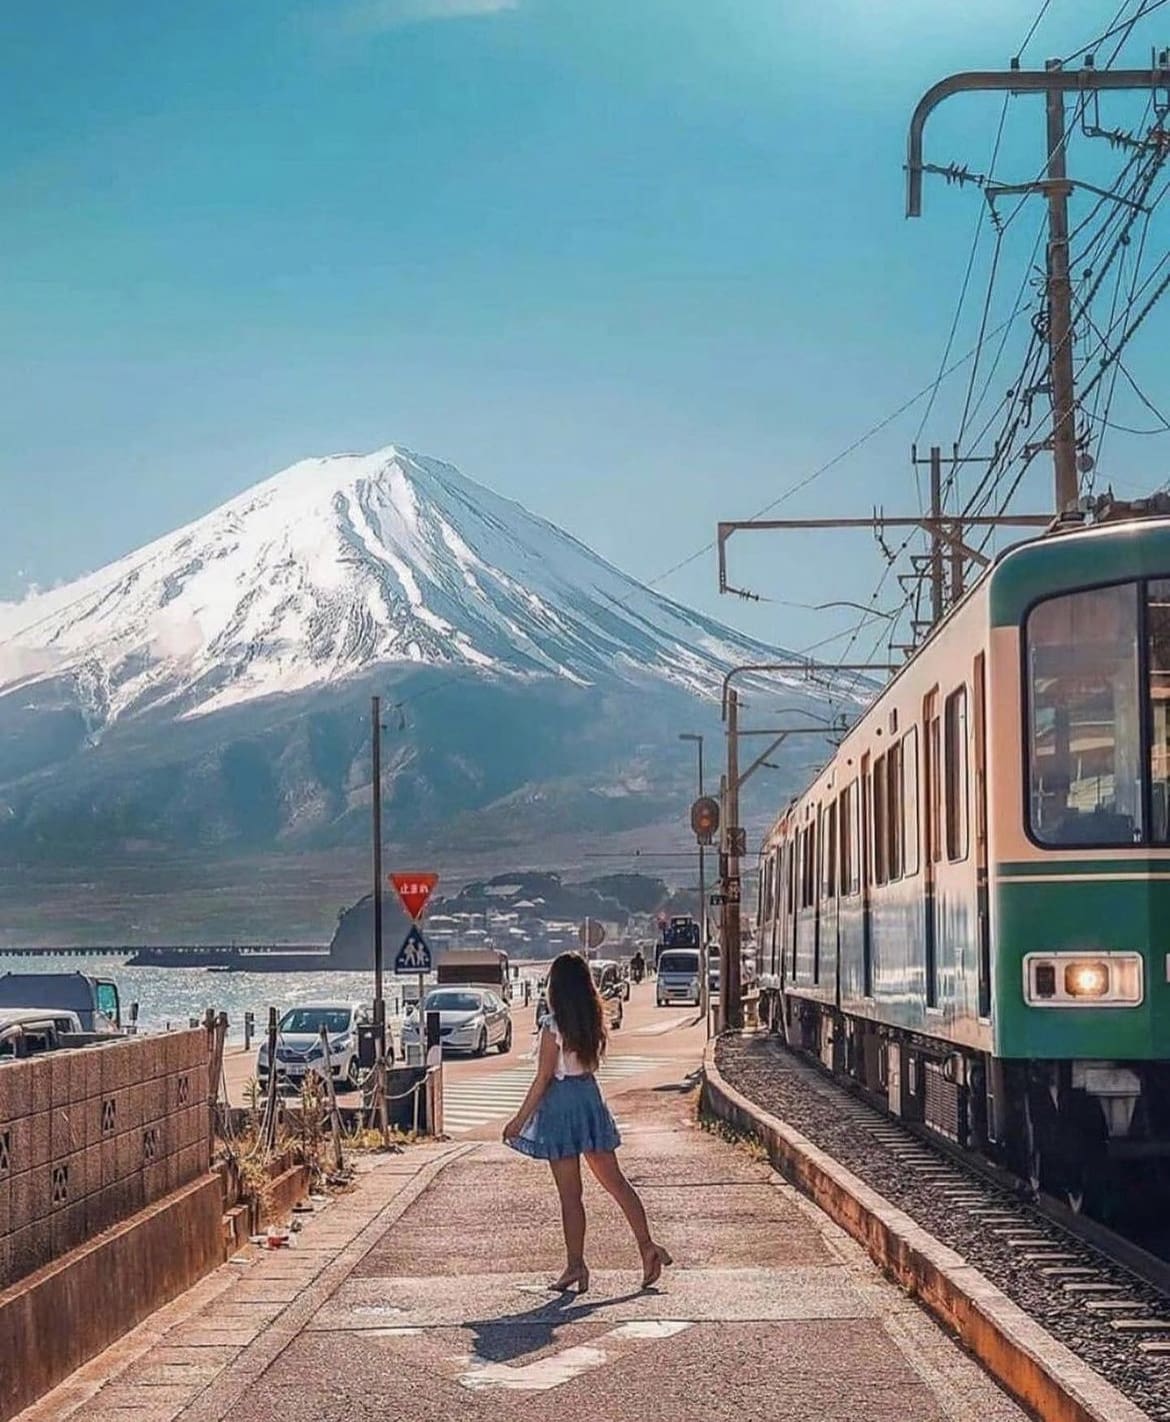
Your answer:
390;872;439;920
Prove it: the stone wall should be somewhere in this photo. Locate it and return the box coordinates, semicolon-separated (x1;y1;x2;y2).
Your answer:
0;1028;209;1289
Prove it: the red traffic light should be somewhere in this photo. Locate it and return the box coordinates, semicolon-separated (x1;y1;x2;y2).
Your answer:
690;795;720;844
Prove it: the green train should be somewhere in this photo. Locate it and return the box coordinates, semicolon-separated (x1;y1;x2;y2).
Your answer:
757;509;1170;1218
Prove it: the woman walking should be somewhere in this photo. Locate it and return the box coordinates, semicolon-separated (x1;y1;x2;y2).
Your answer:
503;952;672;1294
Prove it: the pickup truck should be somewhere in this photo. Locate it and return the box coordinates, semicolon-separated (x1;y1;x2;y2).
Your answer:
0;972;127;1033
0;1009;87;1059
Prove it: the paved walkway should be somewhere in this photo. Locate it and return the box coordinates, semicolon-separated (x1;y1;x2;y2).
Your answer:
20;1082;1028;1422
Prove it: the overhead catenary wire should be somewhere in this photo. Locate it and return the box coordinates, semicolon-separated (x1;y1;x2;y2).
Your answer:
1062;0;1170;64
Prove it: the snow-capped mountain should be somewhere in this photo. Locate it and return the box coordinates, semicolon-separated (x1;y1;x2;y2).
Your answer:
0;446;798;727
0;445;837;870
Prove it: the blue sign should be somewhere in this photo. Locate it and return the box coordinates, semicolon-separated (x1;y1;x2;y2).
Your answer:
394;923;432;974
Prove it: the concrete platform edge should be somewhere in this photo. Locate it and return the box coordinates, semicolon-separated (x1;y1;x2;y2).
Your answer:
702;1040;1149;1422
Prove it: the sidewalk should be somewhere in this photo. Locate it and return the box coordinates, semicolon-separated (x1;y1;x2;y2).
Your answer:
21;1084;1028;1422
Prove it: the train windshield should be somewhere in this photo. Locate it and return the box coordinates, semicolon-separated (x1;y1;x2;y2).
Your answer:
1027;579;1170;845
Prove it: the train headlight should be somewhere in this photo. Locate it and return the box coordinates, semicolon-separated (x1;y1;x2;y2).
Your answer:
1065;961;1109;998
1024;952;1143;1006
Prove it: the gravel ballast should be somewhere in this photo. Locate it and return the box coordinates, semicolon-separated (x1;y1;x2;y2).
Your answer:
716;1033;1170;1421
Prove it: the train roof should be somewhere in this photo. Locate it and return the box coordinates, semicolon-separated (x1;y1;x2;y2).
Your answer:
988;512;1170;626
758;511;1170;851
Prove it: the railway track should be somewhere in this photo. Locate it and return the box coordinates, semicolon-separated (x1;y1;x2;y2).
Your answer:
714;1032;1170;1420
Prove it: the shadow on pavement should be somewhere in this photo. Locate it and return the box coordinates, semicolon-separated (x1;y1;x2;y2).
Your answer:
465;1287;646;1363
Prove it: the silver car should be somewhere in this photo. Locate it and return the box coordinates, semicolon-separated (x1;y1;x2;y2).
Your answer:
402;988;512;1057
257;1001;367;1091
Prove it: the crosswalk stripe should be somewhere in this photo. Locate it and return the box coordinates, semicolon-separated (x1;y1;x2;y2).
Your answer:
441;1055;674;1134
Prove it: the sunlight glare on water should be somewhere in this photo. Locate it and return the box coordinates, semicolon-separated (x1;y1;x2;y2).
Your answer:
0;954;546;1043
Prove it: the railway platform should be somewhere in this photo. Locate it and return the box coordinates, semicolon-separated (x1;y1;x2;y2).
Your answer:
18;1069;1026;1422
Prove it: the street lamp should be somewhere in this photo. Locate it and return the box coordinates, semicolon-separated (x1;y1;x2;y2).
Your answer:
679;733;710;1032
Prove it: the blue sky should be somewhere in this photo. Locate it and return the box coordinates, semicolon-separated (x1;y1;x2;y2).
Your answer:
2;0;1169;655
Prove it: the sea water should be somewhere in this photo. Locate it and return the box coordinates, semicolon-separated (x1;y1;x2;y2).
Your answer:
0;953;545;1043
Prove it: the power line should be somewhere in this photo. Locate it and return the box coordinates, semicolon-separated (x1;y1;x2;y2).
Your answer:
912;94;1012;484
1063;0;1170;63
1015;0;1056;63
642;311;1031;593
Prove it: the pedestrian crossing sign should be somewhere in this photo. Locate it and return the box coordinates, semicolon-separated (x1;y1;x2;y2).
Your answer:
394;923;432;974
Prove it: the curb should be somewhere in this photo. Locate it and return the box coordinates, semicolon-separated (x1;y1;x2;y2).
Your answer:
702;1041;1148;1422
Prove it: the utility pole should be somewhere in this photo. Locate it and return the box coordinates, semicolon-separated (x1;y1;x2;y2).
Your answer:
929;445;944;625
720;690;743;1032
1045;63;1079;514
907;445;989;625
370;696;387;1124
679;733;709;1028
907;59;1170;516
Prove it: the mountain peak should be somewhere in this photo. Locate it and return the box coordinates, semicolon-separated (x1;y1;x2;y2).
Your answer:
0;443;796;727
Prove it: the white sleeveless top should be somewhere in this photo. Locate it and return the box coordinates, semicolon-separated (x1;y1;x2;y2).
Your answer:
540;1014;588;1079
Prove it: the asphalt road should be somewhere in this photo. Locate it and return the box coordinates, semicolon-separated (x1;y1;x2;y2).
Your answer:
220;979;709;1116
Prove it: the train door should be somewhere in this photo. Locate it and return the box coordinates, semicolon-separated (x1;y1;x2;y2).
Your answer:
923;690;942;1008
973;654;991;1018
781;837;790;986
820;798;838;1000
812;803;822;986
788;828;799;983
860;754;873;996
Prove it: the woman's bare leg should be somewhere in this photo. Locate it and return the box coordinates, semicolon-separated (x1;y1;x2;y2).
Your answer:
583;1149;651;1250
549;1155;587;1284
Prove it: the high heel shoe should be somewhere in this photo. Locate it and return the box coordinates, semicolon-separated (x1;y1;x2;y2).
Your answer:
550;1265;590;1294
640;1244;673;1289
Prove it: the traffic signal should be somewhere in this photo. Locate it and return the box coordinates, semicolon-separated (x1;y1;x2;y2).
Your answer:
690;795;720;845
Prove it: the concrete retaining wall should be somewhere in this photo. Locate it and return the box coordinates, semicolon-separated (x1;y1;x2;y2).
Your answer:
0;1171;225;1421
0;1029;210;1289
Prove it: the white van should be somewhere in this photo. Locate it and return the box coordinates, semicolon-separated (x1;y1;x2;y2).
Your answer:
656;948;701;1007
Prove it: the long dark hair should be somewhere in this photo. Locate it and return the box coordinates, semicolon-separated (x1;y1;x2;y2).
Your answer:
547;952;607;1072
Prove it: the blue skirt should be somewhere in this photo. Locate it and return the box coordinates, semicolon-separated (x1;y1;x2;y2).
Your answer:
507;1075;621;1161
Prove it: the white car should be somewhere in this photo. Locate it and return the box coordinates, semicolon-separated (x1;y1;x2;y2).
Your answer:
257;1002;367;1092
402;987;512;1057
656;948;702;1006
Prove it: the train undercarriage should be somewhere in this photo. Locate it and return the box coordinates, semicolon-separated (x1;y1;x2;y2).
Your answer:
762;988;1170;1235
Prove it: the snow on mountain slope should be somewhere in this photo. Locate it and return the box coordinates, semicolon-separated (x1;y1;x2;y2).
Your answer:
0;445;800;726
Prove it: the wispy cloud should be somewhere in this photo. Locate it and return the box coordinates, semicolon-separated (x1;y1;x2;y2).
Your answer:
341;0;520;32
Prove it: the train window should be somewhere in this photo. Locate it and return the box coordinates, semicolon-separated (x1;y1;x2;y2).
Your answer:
873;754;888;885
790;830;801;910
887;741;903;880
821;802;837;900
850;780;862;894
945;687;970;861
927;709;942;863
904;727;920;876
1149;580;1170;841
839;782;859;896
772;852;783;924
808;818;819;907
1027;583;1142;846
760;856;773;925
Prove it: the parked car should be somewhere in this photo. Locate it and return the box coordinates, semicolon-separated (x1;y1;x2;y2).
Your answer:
656;947;702;1007
257;1002;368;1092
402;987;512;1057
0;1009;85;1060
